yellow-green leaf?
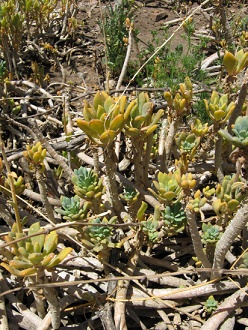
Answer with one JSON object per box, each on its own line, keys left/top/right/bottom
{"left": 43, "top": 231, "right": 58, "bottom": 255}
{"left": 100, "top": 130, "right": 116, "bottom": 145}
{"left": 46, "top": 247, "right": 73, "bottom": 268}
{"left": 109, "top": 114, "right": 124, "bottom": 131}
{"left": 223, "top": 51, "right": 238, "bottom": 76}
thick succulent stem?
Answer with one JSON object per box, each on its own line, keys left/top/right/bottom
{"left": 103, "top": 146, "right": 124, "bottom": 215}
{"left": 157, "top": 119, "right": 168, "bottom": 173}
{"left": 165, "top": 119, "right": 179, "bottom": 171}
{"left": 132, "top": 138, "right": 145, "bottom": 188}
{"left": 218, "top": 0, "right": 235, "bottom": 51}
{"left": 43, "top": 286, "right": 61, "bottom": 329}
{"left": 214, "top": 122, "right": 224, "bottom": 183}
{"left": 186, "top": 208, "right": 211, "bottom": 268}
{"left": 143, "top": 134, "right": 154, "bottom": 188}
{"left": 212, "top": 200, "right": 248, "bottom": 279}
{"left": 114, "top": 232, "right": 141, "bottom": 330}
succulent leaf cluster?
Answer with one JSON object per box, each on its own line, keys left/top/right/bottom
{"left": 82, "top": 216, "right": 117, "bottom": 253}
{"left": 141, "top": 217, "right": 159, "bottom": 243}
{"left": 223, "top": 49, "right": 248, "bottom": 76}
{"left": 164, "top": 77, "right": 192, "bottom": 119}
{"left": 201, "top": 223, "right": 222, "bottom": 245}
{"left": 219, "top": 116, "right": 248, "bottom": 148}
{"left": 55, "top": 195, "right": 90, "bottom": 221}
{"left": 124, "top": 92, "right": 164, "bottom": 138}
{"left": 1, "top": 222, "right": 72, "bottom": 277}
{"left": 120, "top": 187, "right": 139, "bottom": 204}
{"left": 161, "top": 202, "right": 187, "bottom": 236}
{"left": 4, "top": 172, "right": 25, "bottom": 195}
{"left": 175, "top": 132, "right": 200, "bottom": 158}
{"left": 180, "top": 172, "right": 197, "bottom": 190}
{"left": 23, "top": 142, "right": 46, "bottom": 172}
{"left": 212, "top": 175, "right": 246, "bottom": 215}
{"left": 149, "top": 170, "right": 182, "bottom": 203}
{"left": 204, "top": 91, "right": 235, "bottom": 123}
{"left": 72, "top": 166, "right": 104, "bottom": 200}
{"left": 77, "top": 91, "right": 131, "bottom": 146}
{"left": 190, "top": 118, "right": 208, "bottom": 136}
{"left": 187, "top": 190, "right": 207, "bottom": 213}
{"left": 204, "top": 296, "right": 218, "bottom": 313}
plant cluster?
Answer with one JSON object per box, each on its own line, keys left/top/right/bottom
{"left": 0, "top": 0, "right": 248, "bottom": 329}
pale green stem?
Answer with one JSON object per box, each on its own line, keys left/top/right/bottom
{"left": 186, "top": 208, "right": 211, "bottom": 268}
{"left": 165, "top": 119, "right": 179, "bottom": 171}
{"left": 157, "top": 119, "right": 168, "bottom": 173}
{"left": 43, "top": 286, "right": 61, "bottom": 329}
{"left": 143, "top": 134, "right": 154, "bottom": 188}
{"left": 114, "top": 232, "right": 141, "bottom": 329}
{"left": 212, "top": 200, "right": 248, "bottom": 279}
{"left": 214, "top": 122, "right": 224, "bottom": 183}
{"left": 103, "top": 146, "right": 124, "bottom": 215}
{"left": 132, "top": 138, "right": 145, "bottom": 188}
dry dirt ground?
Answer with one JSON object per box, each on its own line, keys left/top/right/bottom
{"left": 49, "top": 0, "right": 246, "bottom": 90}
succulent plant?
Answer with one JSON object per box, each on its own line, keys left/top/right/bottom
{"left": 190, "top": 118, "right": 208, "bottom": 136}
{"left": 175, "top": 132, "right": 200, "bottom": 158}
{"left": 161, "top": 202, "right": 187, "bottom": 236}
{"left": 204, "top": 296, "right": 218, "bottom": 313}
{"left": 201, "top": 223, "right": 222, "bottom": 245}
{"left": 180, "top": 172, "right": 197, "bottom": 190}
{"left": 164, "top": 77, "right": 192, "bottom": 119}
{"left": 149, "top": 170, "right": 182, "bottom": 203}
{"left": 1, "top": 222, "right": 72, "bottom": 277}
{"left": 141, "top": 217, "right": 159, "bottom": 243}
{"left": 223, "top": 49, "right": 248, "bottom": 76}
{"left": 77, "top": 91, "right": 132, "bottom": 146}
{"left": 124, "top": 92, "right": 164, "bottom": 138}
{"left": 4, "top": 172, "right": 25, "bottom": 195}
{"left": 219, "top": 116, "right": 248, "bottom": 148}
{"left": 120, "top": 187, "right": 139, "bottom": 204}
{"left": 212, "top": 174, "right": 246, "bottom": 215}
{"left": 204, "top": 91, "right": 235, "bottom": 123}
{"left": 82, "top": 216, "right": 117, "bottom": 254}
{"left": 23, "top": 141, "right": 46, "bottom": 172}
{"left": 55, "top": 195, "right": 90, "bottom": 221}
{"left": 187, "top": 190, "right": 207, "bottom": 213}
{"left": 203, "top": 186, "right": 216, "bottom": 198}
{"left": 72, "top": 166, "right": 104, "bottom": 200}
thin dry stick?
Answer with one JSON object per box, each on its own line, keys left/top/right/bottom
{"left": 36, "top": 170, "right": 56, "bottom": 223}
{"left": 98, "top": 0, "right": 110, "bottom": 92}
{"left": 0, "top": 276, "right": 43, "bottom": 328}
